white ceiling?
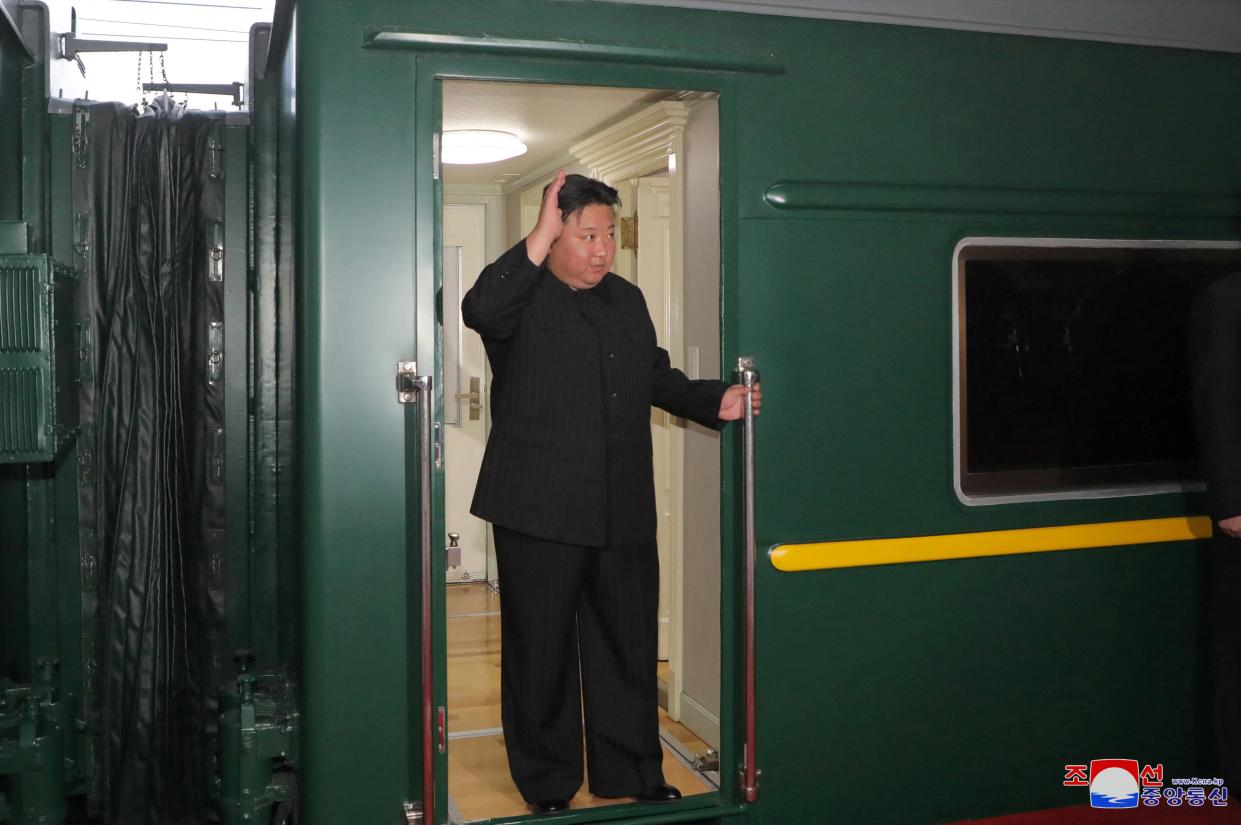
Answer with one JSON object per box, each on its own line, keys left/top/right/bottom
{"left": 597, "top": 0, "right": 1241, "bottom": 53}
{"left": 442, "top": 80, "right": 667, "bottom": 187}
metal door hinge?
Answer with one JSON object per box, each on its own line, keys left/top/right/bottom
{"left": 432, "top": 133, "right": 441, "bottom": 181}
{"left": 401, "top": 801, "right": 423, "bottom": 824}
{"left": 76, "top": 322, "right": 92, "bottom": 383}
{"left": 207, "top": 322, "right": 224, "bottom": 385}
{"left": 397, "top": 361, "right": 420, "bottom": 404}
{"left": 620, "top": 213, "right": 638, "bottom": 250}
{"left": 72, "top": 212, "right": 89, "bottom": 267}
{"left": 208, "top": 222, "right": 224, "bottom": 282}
{"left": 209, "top": 426, "right": 224, "bottom": 483}
{"left": 208, "top": 131, "right": 223, "bottom": 179}
{"left": 76, "top": 435, "right": 93, "bottom": 486}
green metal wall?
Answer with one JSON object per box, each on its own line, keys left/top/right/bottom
{"left": 292, "top": 2, "right": 414, "bottom": 820}
{"left": 289, "top": 2, "right": 1241, "bottom": 823}
{"left": 0, "top": 14, "right": 24, "bottom": 221}
{"left": 0, "top": 9, "right": 32, "bottom": 685}
{"left": 251, "top": 13, "right": 301, "bottom": 680}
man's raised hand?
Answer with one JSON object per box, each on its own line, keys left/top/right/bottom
{"left": 525, "top": 170, "right": 567, "bottom": 266}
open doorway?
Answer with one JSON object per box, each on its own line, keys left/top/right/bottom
{"left": 440, "top": 79, "right": 722, "bottom": 823}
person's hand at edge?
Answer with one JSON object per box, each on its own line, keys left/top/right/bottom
{"left": 719, "top": 382, "right": 762, "bottom": 421}
{"left": 1219, "top": 514, "right": 1241, "bottom": 538}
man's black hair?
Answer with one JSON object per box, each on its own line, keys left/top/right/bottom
{"left": 548, "top": 174, "right": 620, "bottom": 220}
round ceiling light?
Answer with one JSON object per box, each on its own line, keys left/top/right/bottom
{"left": 441, "top": 130, "right": 528, "bottom": 165}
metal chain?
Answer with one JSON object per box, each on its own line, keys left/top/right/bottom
{"left": 136, "top": 51, "right": 146, "bottom": 107}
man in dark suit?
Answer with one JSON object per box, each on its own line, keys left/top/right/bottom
{"left": 462, "top": 171, "right": 760, "bottom": 813}
{"left": 1189, "top": 271, "right": 1241, "bottom": 790}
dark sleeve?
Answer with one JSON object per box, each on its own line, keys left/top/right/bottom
{"left": 461, "top": 239, "right": 542, "bottom": 341}
{"left": 651, "top": 345, "right": 730, "bottom": 430}
{"left": 1189, "top": 279, "right": 1241, "bottom": 520}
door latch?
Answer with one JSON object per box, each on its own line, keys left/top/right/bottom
{"left": 455, "top": 375, "right": 482, "bottom": 421}
{"left": 401, "top": 801, "right": 423, "bottom": 824}
{"left": 693, "top": 748, "right": 721, "bottom": 773}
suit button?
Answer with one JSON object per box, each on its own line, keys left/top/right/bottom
{"left": 611, "top": 392, "right": 618, "bottom": 398}
{"left": 608, "top": 352, "right": 614, "bottom": 359}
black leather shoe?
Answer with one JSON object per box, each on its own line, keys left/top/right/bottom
{"left": 534, "top": 799, "right": 570, "bottom": 814}
{"left": 634, "top": 782, "right": 682, "bottom": 803}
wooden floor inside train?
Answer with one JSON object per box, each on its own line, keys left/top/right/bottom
{"left": 446, "top": 583, "right": 716, "bottom": 822}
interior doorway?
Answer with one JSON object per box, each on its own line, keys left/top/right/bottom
{"left": 439, "top": 78, "right": 722, "bottom": 823}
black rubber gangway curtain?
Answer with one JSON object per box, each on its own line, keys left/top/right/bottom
{"left": 76, "top": 97, "right": 226, "bottom": 825}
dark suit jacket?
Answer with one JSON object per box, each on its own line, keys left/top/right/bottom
{"left": 1189, "top": 270, "right": 1241, "bottom": 521}
{"left": 462, "top": 240, "right": 728, "bottom": 547}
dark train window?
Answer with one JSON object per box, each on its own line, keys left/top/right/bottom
{"left": 954, "top": 239, "right": 1241, "bottom": 502}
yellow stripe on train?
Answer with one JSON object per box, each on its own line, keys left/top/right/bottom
{"left": 768, "top": 516, "right": 1215, "bottom": 572}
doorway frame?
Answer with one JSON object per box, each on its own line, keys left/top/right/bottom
{"left": 410, "top": 50, "right": 746, "bottom": 825}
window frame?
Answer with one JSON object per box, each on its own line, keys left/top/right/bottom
{"left": 952, "top": 236, "right": 1241, "bottom": 506}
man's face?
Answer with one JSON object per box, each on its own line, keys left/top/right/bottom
{"left": 546, "top": 203, "right": 616, "bottom": 290}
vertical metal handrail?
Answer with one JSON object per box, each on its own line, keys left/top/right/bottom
{"left": 735, "top": 356, "right": 760, "bottom": 803}
{"left": 399, "top": 360, "right": 436, "bottom": 824}
{"left": 415, "top": 370, "right": 435, "bottom": 825}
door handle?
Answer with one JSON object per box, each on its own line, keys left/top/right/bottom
{"left": 454, "top": 375, "right": 481, "bottom": 421}
{"left": 735, "top": 355, "right": 761, "bottom": 804}
{"left": 397, "top": 360, "right": 438, "bottom": 824}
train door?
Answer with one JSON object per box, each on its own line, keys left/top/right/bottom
{"left": 405, "top": 55, "right": 748, "bottom": 823}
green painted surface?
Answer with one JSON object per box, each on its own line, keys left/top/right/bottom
{"left": 223, "top": 123, "right": 253, "bottom": 663}
{"left": 0, "top": 220, "right": 25, "bottom": 252}
{"left": 292, "top": 3, "right": 416, "bottom": 821}
{"left": 21, "top": 60, "right": 46, "bottom": 253}
{"left": 289, "top": 2, "right": 1241, "bottom": 823}
{"left": 251, "top": 28, "right": 284, "bottom": 676}
{"left": 47, "top": 114, "right": 70, "bottom": 265}
{"left": 275, "top": 6, "right": 299, "bottom": 683}
{"left": 0, "top": 466, "right": 31, "bottom": 682}
{"left": 0, "top": 16, "right": 25, "bottom": 221}
{"left": 247, "top": 3, "right": 300, "bottom": 691}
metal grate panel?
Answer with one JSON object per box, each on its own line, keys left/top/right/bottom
{"left": 0, "top": 262, "right": 44, "bottom": 353}
{"left": 0, "top": 367, "right": 43, "bottom": 455}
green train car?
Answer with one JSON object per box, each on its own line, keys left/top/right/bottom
{"left": 3, "top": 1, "right": 1241, "bottom": 823}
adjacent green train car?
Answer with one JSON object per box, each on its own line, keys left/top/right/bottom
{"left": 2, "top": 1, "right": 1241, "bottom": 823}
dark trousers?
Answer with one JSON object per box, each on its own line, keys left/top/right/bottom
{"left": 493, "top": 526, "right": 666, "bottom": 802}
{"left": 1205, "top": 535, "right": 1241, "bottom": 788}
